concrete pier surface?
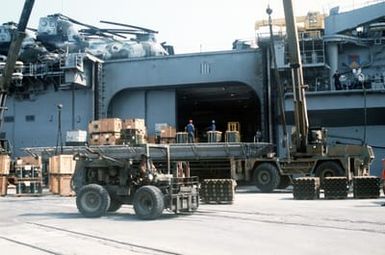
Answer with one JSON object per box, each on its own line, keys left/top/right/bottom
{"left": 1, "top": 186, "right": 384, "bottom": 255}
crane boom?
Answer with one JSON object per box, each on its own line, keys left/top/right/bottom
{"left": 282, "top": 0, "right": 309, "bottom": 153}
{"left": 0, "top": 0, "right": 35, "bottom": 151}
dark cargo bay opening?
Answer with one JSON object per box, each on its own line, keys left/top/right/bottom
{"left": 176, "top": 82, "right": 261, "bottom": 142}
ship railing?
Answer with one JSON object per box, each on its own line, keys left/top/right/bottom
{"left": 23, "top": 63, "right": 63, "bottom": 78}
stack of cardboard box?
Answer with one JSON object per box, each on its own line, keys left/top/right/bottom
{"left": 88, "top": 118, "right": 122, "bottom": 145}
{"left": 49, "top": 154, "right": 76, "bottom": 196}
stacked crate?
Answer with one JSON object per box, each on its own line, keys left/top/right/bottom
{"left": 14, "top": 156, "right": 43, "bottom": 195}
{"left": 200, "top": 179, "right": 236, "bottom": 204}
{"left": 49, "top": 155, "right": 77, "bottom": 196}
{"left": 120, "top": 118, "right": 147, "bottom": 145}
{"left": 293, "top": 177, "right": 320, "bottom": 200}
{"left": 88, "top": 118, "right": 122, "bottom": 145}
{"left": 323, "top": 177, "right": 349, "bottom": 199}
{"left": 353, "top": 176, "right": 381, "bottom": 199}
{"left": 0, "top": 155, "right": 10, "bottom": 196}
{"left": 207, "top": 131, "right": 222, "bottom": 143}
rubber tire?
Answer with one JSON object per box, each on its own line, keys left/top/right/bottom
{"left": 76, "top": 184, "right": 111, "bottom": 218}
{"left": 315, "top": 161, "right": 344, "bottom": 179}
{"left": 278, "top": 175, "right": 291, "bottom": 189}
{"left": 108, "top": 199, "right": 122, "bottom": 212}
{"left": 133, "top": 186, "right": 164, "bottom": 220}
{"left": 253, "top": 163, "right": 280, "bottom": 193}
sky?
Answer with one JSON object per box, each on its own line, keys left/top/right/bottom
{"left": 0, "top": 0, "right": 381, "bottom": 53}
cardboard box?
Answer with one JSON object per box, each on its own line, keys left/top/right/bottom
{"left": 0, "top": 155, "right": 10, "bottom": 175}
{"left": 49, "top": 155, "right": 76, "bottom": 174}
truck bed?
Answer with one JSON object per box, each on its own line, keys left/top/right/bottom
{"left": 23, "top": 142, "right": 273, "bottom": 161}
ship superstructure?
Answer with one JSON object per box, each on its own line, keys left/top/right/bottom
{"left": 256, "top": 0, "right": 385, "bottom": 175}
{"left": 0, "top": 1, "right": 385, "bottom": 176}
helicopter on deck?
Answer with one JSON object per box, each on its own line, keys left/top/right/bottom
{"left": 36, "top": 14, "right": 172, "bottom": 60}
{"left": 0, "top": 13, "right": 174, "bottom": 65}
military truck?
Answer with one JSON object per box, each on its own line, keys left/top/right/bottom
{"left": 71, "top": 144, "right": 199, "bottom": 220}
{"left": 250, "top": 0, "right": 374, "bottom": 192}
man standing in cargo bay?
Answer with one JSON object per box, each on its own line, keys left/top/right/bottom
{"left": 186, "top": 120, "right": 195, "bottom": 143}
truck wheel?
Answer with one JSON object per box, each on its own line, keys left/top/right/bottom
{"left": 315, "top": 161, "right": 344, "bottom": 180}
{"left": 278, "top": 175, "right": 291, "bottom": 189}
{"left": 133, "top": 186, "right": 164, "bottom": 220}
{"left": 253, "top": 163, "right": 280, "bottom": 193}
{"left": 76, "top": 184, "right": 111, "bottom": 218}
{"left": 108, "top": 199, "right": 122, "bottom": 212}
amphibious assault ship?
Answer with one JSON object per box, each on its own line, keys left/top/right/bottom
{"left": 0, "top": 1, "right": 384, "bottom": 175}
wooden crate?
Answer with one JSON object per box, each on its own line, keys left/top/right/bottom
{"left": 123, "top": 118, "right": 145, "bottom": 130}
{"left": 88, "top": 133, "right": 101, "bottom": 145}
{"left": 0, "top": 155, "right": 10, "bottom": 175}
{"left": 160, "top": 126, "right": 176, "bottom": 138}
{"left": 100, "top": 133, "right": 121, "bottom": 145}
{"left": 0, "top": 176, "right": 7, "bottom": 196}
{"left": 49, "top": 155, "right": 76, "bottom": 174}
{"left": 59, "top": 174, "right": 75, "bottom": 196}
{"left": 89, "top": 132, "right": 121, "bottom": 145}
{"left": 15, "top": 156, "right": 42, "bottom": 167}
{"left": 88, "top": 118, "right": 122, "bottom": 133}
{"left": 49, "top": 174, "right": 59, "bottom": 194}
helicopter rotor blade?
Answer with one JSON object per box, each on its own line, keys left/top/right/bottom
{"left": 55, "top": 14, "right": 126, "bottom": 39}
{"left": 100, "top": 20, "right": 158, "bottom": 34}
{"left": 80, "top": 30, "right": 127, "bottom": 39}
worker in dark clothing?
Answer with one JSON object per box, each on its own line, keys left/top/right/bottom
{"left": 185, "top": 120, "right": 195, "bottom": 143}
{"left": 209, "top": 120, "right": 216, "bottom": 131}
{"left": 333, "top": 70, "right": 342, "bottom": 90}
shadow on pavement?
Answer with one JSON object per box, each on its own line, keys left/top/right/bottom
{"left": 18, "top": 210, "right": 186, "bottom": 221}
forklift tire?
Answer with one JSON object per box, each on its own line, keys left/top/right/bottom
{"left": 133, "top": 186, "right": 164, "bottom": 220}
{"left": 76, "top": 184, "right": 111, "bottom": 218}
{"left": 108, "top": 199, "right": 122, "bottom": 212}
{"left": 315, "top": 161, "right": 344, "bottom": 180}
{"left": 253, "top": 163, "right": 280, "bottom": 193}
{"left": 278, "top": 175, "right": 291, "bottom": 189}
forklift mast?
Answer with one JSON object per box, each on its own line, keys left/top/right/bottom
{"left": 282, "top": 0, "right": 309, "bottom": 153}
